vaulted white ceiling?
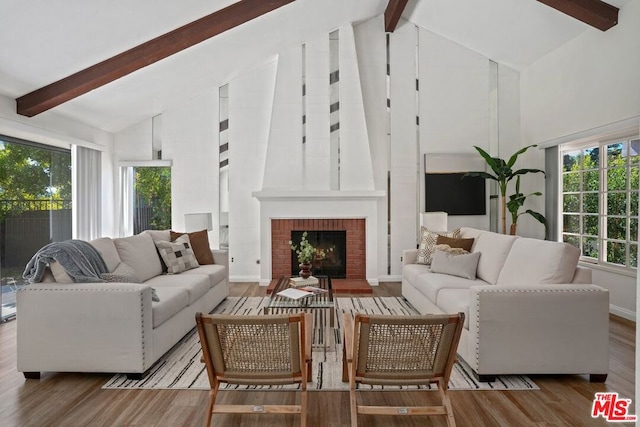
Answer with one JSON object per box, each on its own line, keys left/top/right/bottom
{"left": 0, "top": 0, "right": 628, "bottom": 133}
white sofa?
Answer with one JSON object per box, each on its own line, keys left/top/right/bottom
{"left": 402, "top": 227, "right": 610, "bottom": 382}
{"left": 16, "top": 230, "right": 229, "bottom": 379}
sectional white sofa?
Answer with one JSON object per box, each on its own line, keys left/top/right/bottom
{"left": 402, "top": 227, "right": 610, "bottom": 382}
{"left": 16, "top": 230, "right": 229, "bottom": 379}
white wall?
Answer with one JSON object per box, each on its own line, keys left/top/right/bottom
{"left": 228, "top": 61, "right": 277, "bottom": 281}
{"left": 521, "top": 0, "right": 640, "bottom": 320}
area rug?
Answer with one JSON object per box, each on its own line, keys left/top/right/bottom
{"left": 103, "top": 297, "right": 538, "bottom": 391}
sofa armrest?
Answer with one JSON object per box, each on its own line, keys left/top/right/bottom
{"left": 467, "top": 284, "right": 609, "bottom": 375}
{"left": 402, "top": 249, "right": 418, "bottom": 265}
{"left": 16, "top": 283, "right": 153, "bottom": 374}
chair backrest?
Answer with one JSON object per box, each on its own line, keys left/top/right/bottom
{"left": 196, "top": 313, "right": 306, "bottom": 385}
{"left": 352, "top": 313, "right": 464, "bottom": 387}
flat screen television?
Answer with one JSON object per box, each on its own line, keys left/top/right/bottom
{"left": 425, "top": 172, "right": 486, "bottom": 216}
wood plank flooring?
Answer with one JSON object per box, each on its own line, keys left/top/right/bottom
{"left": 0, "top": 282, "right": 635, "bottom": 426}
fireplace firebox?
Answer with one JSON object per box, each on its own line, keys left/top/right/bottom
{"left": 290, "top": 230, "right": 346, "bottom": 278}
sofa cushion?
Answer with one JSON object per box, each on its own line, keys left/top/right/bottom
{"left": 436, "top": 288, "right": 471, "bottom": 329}
{"left": 113, "top": 233, "right": 163, "bottom": 282}
{"left": 142, "top": 229, "right": 171, "bottom": 242}
{"left": 416, "top": 227, "right": 461, "bottom": 265}
{"left": 151, "top": 287, "right": 189, "bottom": 328}
{"left": 181, "top": 264, "right": 227, "bottom": 288}
{"left": 472, "top": 232, "right": 518, "bottom": 285}
{"left": 89, "top": 238, "right": 121, "bottom": 272}
{"left": 403, "top": 263, "right": 432, "bottom": 286}
{"left": 49, "top": 261, "right": 73, "bottom": 283}
{"left": 431, "top": 250, "right": 481, "bottom": 280}
{"left": 170, "top": 230, "right": 215, "bottom": 265}
{"left": 154, "top": 234, "right": 200, "bottom": 274}
{"left": 146, "top": 273, "right": 210, "bottom": 306}
{"left": 497, "top": 238, "right": 581, "bottom": 286}
{"left": 414, "top": 271, "right": 481, "bottom": 303}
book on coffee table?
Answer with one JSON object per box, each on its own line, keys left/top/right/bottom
{"left": 276, "top": 288, "right": 314, "bottom": 300}
{"left": 289, "top": 276, "right": 319, "bottom": 287}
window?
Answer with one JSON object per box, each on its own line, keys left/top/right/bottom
{"left": 561, "top": 134, "right": 639, "bottom": 269}
{"left": 120, "top": 162, "right": 171, "bottom": 236}
{"left": 0, "top": 136, "right": 72, "bottom": 320}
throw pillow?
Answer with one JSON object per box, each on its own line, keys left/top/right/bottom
{"left": 433, "top": 243, "right": 469, "bottom": 256}
{"left": 170, "top": 229, "right": 215, "bottom": 265}
{"left": 155, "top": 234, "right": 200, "bottom": 274}
{"left": 436, "top": 235, "right": 474, "bottom": 252}
{"left": 430, "top": 250, "right": 481, "bottom": 280}
{"left": 100, "top": 263, "right": 159, "bottom": 302}
{"left": 416, "top": 227, "right": 461, "bottom": 265}
{"left": 100, "top": 262, "right": 140, "bottom": 283}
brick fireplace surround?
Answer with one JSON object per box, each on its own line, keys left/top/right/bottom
{"left": 271, "top": 218, "right": 366, "bottom": 279}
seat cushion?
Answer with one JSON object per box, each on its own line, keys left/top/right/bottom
{"left": 89, "top": 238, "right": 121, "bottom": 272}
{"left": 436, "top": 288, "right": 471, "bottom": 329}
{"left": 472, "top": 232, "right": 518, "bottom": 285}
{"left": 403, "top": 263, "right": 432, "bottom": 286}
{"left": 415, "top": 271, "right": 481, "bottom": 303}
{"left": 113, "top": 233, "right": 163, "bottom": 282}
{"left": 497, "top": 238, "right": 581, "bottom": 286}
{"left": 181, "top": 264, "right": 227, "bottom": 288}
{"left": 145, "top": 273, "right": 211, "bottom": 306}
{"left": 151, "top": 287, "right": 189, "bottom": 328}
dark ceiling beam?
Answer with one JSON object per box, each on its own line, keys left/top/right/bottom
{"left": 16, "top": 0, "right": 295, "bottom": 117}
{"left": 538, "top": 0, "right": 618, "bottom": 31}
{"left": 384, "top": 0, "right": 409, "bottom": 32}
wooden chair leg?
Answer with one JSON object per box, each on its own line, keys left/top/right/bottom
{"left": 204, "top": 383, "right": 219, "bottom": 427}
{"left": 300, "top": 388, "right": 308, "bottom": 427}
{"left": 439, "top": 379, "right": 456, "bottom": 427}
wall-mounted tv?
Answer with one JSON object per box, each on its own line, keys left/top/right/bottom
{"left": 425, "top": 172, "right": 486, "bottom": 216}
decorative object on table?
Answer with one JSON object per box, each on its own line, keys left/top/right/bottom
{"left": 465, "top": 145, "right": 545, "bottom": 234}
{"left": 276, "top": 287, "right": 314, "bottom": 300}
{"left": 289, "top": 276, "right": 320, "bottom": 287}
{"left": 506, "top": 175, "right": 547, "bottom": 236}
{"left": 289, "top": 231, "right": 334, "bottom": 278}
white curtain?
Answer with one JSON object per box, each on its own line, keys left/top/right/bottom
{"left": 72, "top": 145, "right": 102, "bottom": 241}
{"left": 119, "top": 166, "right": 134, "bottom": 237}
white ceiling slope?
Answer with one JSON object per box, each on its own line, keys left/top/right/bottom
{"left": 0, "top": 0, "right": 626, "bottom": 133}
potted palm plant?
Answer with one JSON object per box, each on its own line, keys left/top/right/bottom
{"left": 465, "top": 145, "right": 545, "bottom": 234}
{"left": 506, "top": 175, "right": 547, "bottom": 235}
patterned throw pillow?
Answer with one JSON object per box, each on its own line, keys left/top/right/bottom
{"left": 416, "top": 227, "right": 461, "bottom": 265}
{"left": 154, "top": 234, "right": 200, "bottom": 274}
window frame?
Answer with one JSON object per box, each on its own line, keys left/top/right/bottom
{"left": 560, "top": 132, "right": 639, "bottom": 271}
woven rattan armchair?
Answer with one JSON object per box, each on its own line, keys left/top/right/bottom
{"left": 195, "top": 312, "right": 312, "bottom": 427}
{"left": 342, "top": 312, "right": 465, "bottom": 427}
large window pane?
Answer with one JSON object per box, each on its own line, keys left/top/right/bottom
{"left": 630, "top": 243, "right": 638, "bottom": 268}
{"left": 563, "top": 214, "right": 580, "bottom": 234}
{"left": 583, "top": 215, "right": 599, "bottom": 236}
{"left": 607, "top": 167, "right": 627, "bottom": 191}
{"left": 563, "top": 194, "right": 579, "bottom": 212}
{"left": 607, "top": 217, "right": 626, "bottom": 240}
{"left": 583, "top": 237, "right": 598, "bottom": 259}
{"left": 583, "top": 193, "right": 599, "bottom": 214}
{"left": 563, "top": 150, "right": 581, "bottom": 172}
{"left": 605, "top": 240, "right": 625, "bottom": 266}
{"left": 583, "top": 170, "right": 599, "bottom": 191}
{"left": 0, "top": 138, "right": 71, "bottom": 320}
{"left": 563, "top": 172, "right": 580, "bottom": 192}
{"left": 563, "top": 234, "right": 580, "bottom": 248}
{"left": 133, "top": 167, "right": 172, "bottom": 234}
{"left": 607, "top": 193, "right": 626, "bottom": 215}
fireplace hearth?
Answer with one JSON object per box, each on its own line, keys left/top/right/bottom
{"left": 291, "top": 230, "right": 346, "bottom": 278}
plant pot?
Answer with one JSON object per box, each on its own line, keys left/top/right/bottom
{"left": 509, "top": 224, "right": 517, "bottom": 235}
{"left": 299, "top": 262, "right": 312, "bottom": 279}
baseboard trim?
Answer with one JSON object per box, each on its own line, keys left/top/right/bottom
{"left": 377, "top": 275, "right": 401, "bottom": 282}
{"left": 609, "top": 304, "right": 636, "bottom": 322}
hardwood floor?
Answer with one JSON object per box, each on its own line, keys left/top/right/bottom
{"left": 0, "top": 282, "right": 635, "bottom": 426}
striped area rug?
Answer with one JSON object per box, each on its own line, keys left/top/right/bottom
{"left": 103, "top": 296, "right": 538, "bottom": 391}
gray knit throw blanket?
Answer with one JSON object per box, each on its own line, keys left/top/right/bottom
{"left": 23, "top": 240, "right": 108, "bottom": 283}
